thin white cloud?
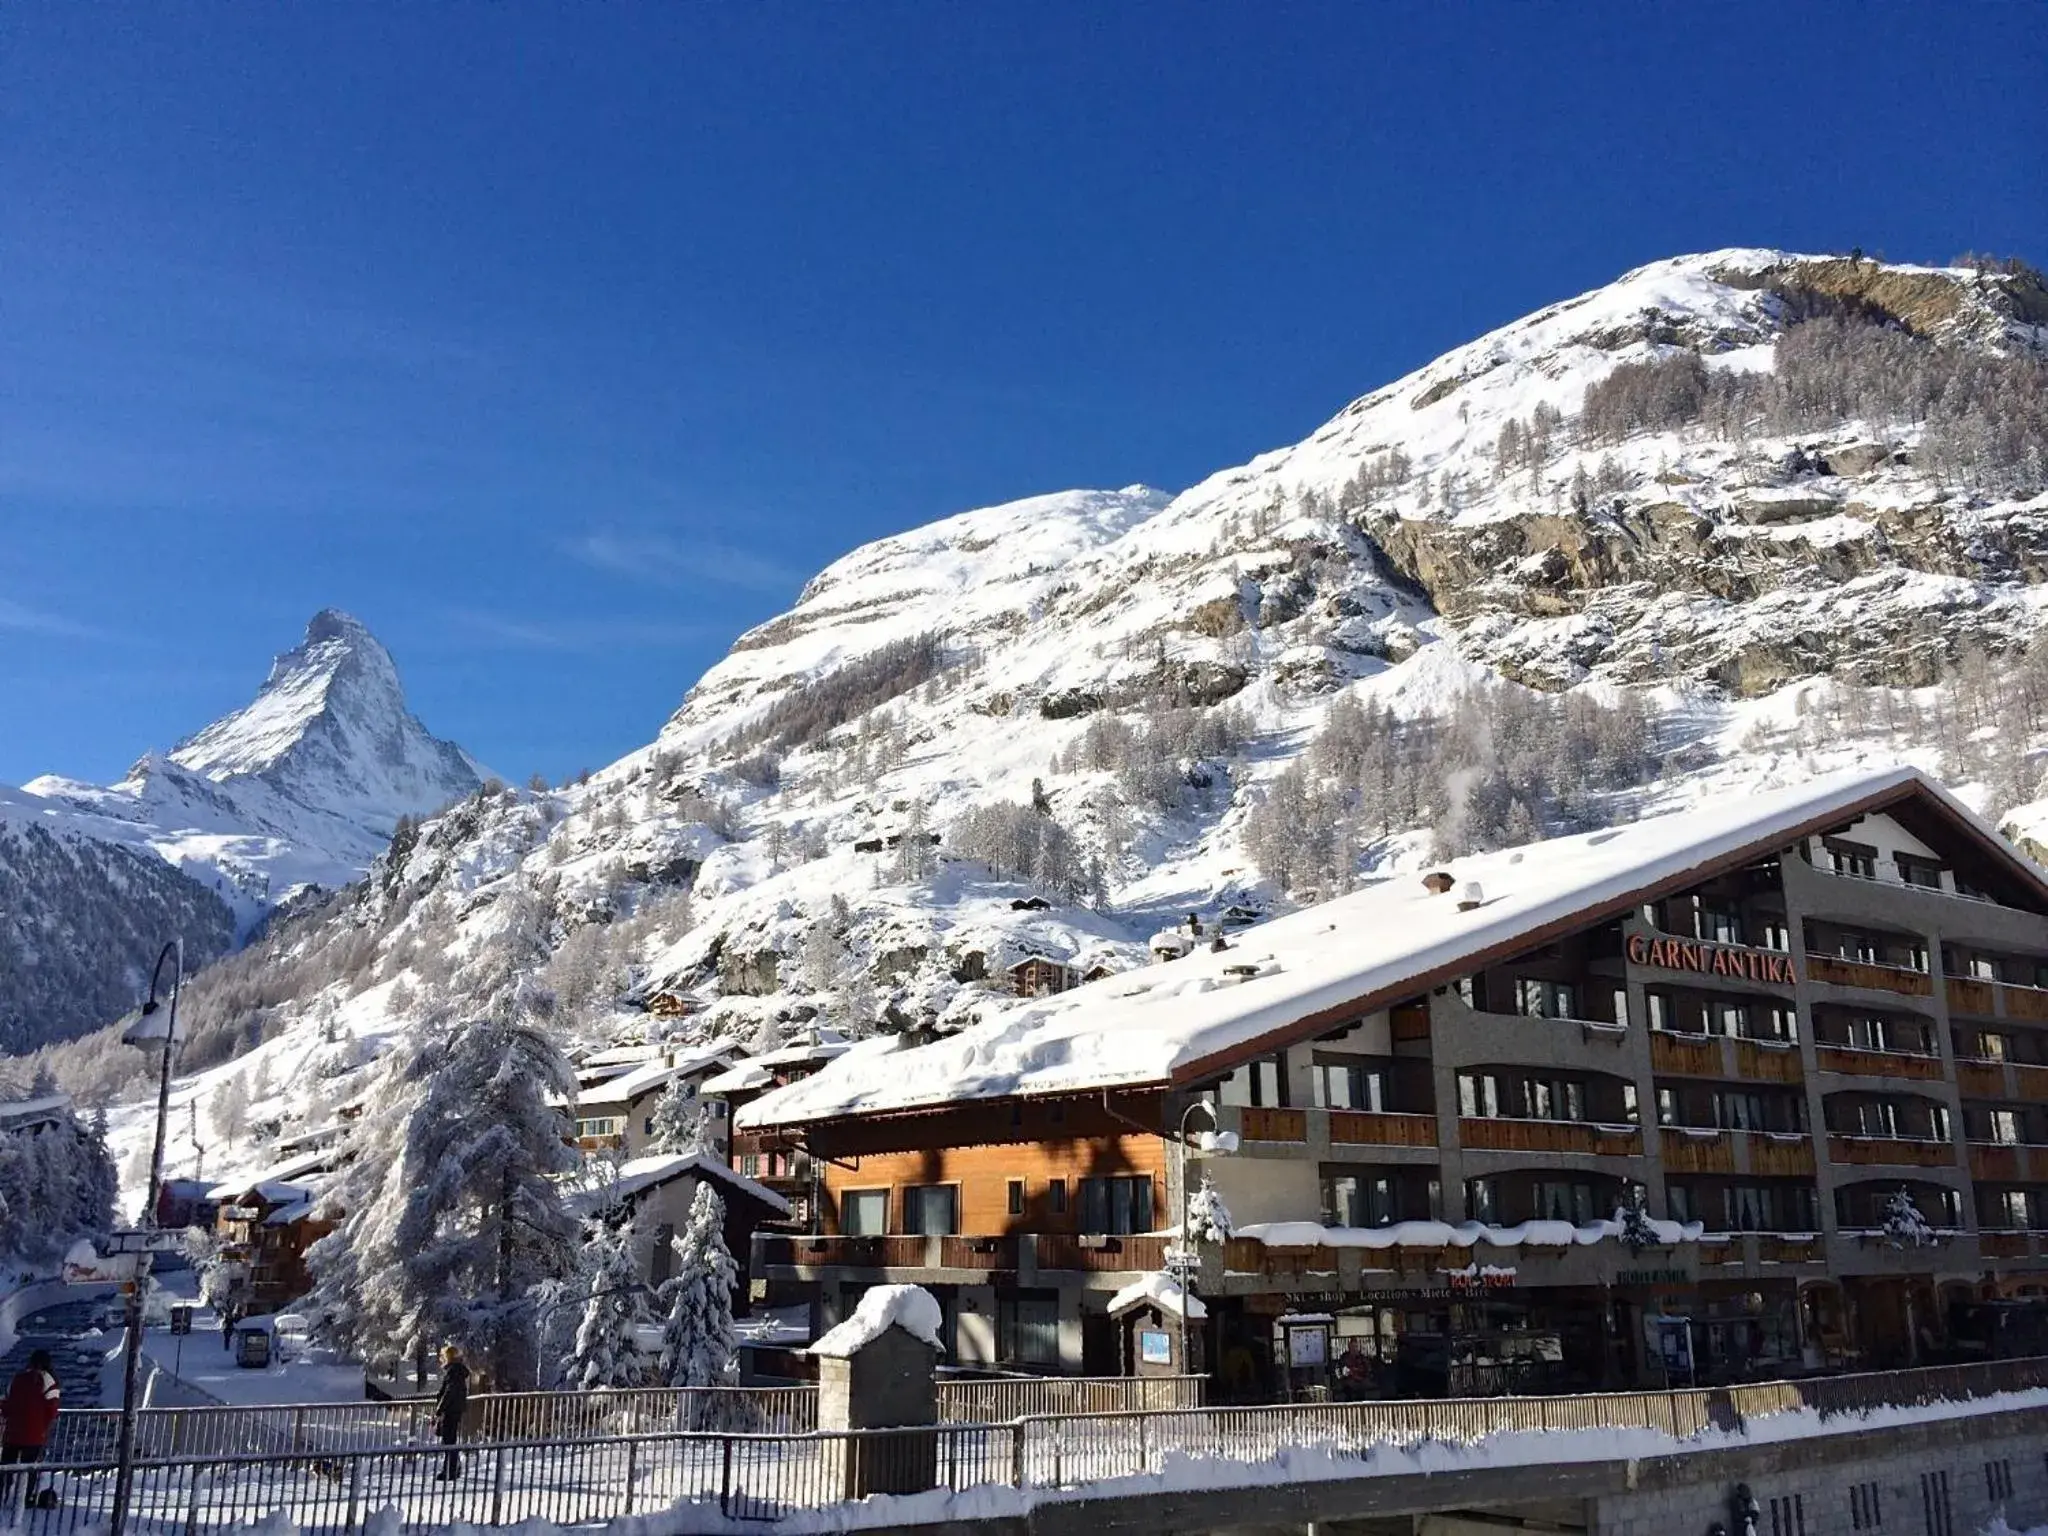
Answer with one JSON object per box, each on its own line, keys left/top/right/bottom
{"left": 447, "top": 609, "right": 707, "bottom": 653}
{"left": 569, "top": 532, "right": 803, "bottom": 594}
{"left": 0, "top": 599, "right": 108, "bottom": 640}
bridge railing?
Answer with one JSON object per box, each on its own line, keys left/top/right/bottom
{"left": 10, "top": 1356, "right": 2044, "bottom": 1532}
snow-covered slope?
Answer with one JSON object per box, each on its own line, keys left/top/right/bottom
{"left": 57, "top": 249, "right": 2048, "bottom": 1196}
{"left": 1, "top": 611, "right": 484, "bottom": 1048}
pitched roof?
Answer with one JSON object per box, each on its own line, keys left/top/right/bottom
{"left": 566, "top": 1151, "right": 791, "bottom": 1218}
{"left": 736, "top": 767, "right": 2043, "bottom": 1130}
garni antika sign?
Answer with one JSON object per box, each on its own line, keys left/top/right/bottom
{"left": 1627, "top": 933, "right": 1795, "bottom": 985}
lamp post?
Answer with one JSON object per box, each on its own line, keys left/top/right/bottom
{"left": 110, "top": 940, "right": 183, "bottom": 1536}
{"left": 1174, "top": 1099, "right": 1231, "bottom": 1376}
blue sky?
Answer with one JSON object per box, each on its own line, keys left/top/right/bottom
{"left": 4, "top": 4, "right": 2044, "bottom": 785}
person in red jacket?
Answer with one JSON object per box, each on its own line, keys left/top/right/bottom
{"left": 1, "top": 1350, "right": 60, "bottom": 1508}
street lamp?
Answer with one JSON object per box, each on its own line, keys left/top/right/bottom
{"left": 1173, "top": 1099, "right": 1236, "bottom": 1376}
{"left": 110, "top": 940, "right": 183, "bottom": 1536}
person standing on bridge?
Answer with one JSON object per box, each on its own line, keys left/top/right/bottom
{"left": 1, "top": 1349, "right": 61, "bottom": 1509}
{"left": 432, "top": 1344, "right": 470, "bottom": 1480}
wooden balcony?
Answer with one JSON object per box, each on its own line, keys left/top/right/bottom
{"left": 1659, "top": 1127, "right": 1736, "bottom": 1174}
{"left": 1734, "top": 1039, "right": 1805, "bottom": 1083}
{"left": 1980, "top": 1231, "right": 2035, "bottom": 1259}
{"left": 1968, "top": 1144, "right": 2028, "bottom": 1181}
{"left": 1804, "top": 955, "right": 1933, "bottom": 996}
{"left": 2017, "top": 1066, "right": 2048, "bottom": 1102}
{"left": 1746, "top": 1133, "right": 1818, "bottom": 1177}
{"left": 1697, "top": 1238, "right": 1739, "bottom": 1267}
{"left": 2005, "top": 985, "right": 2048, "bottom": 1024}
{"left": 1035, "top": 1233, "right": 1171, "bottom": 1273}
{"left": 1238, "top": 1106, "right": 1307, "bottom": 1143}
{"left": 1956, "top": 1061, "right": 2010, "bottom": 1099}
{"left": 1458, "top": 1118, "right": 1641, "bottom": 1156}
{"left": 937, "top": 1235, "right": 1021, "bottom": 1271}
{"left": 756, "top": 1234, "right": 938, "bottom": 1270}
{"left": 1816, "top": 1045, "right": 1944, "bottom": 1081}
{"left": 1826, "top": 1135, "right": 1957, "bottom": 1168}
{"left": 1759, "top": 1235, "right": 1824, "bottom": 1265}
{"left": 1651, "top": 1032, "right": 1721, "bottom": 1076}
{"left": 1947, "top": 977, "right": 1998, "bottom": 1017}
{"left": 1327, "top": 1109, "right": 1439, "bottom": 1148}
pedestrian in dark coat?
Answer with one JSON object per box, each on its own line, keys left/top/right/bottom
{"left": 433, "top": 1345, "right": 470, "bottom": 1480}
{"left": 1, "top": 1349, "right": 60, "bottom": 1507}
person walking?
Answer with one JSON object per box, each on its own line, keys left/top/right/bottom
{"left": 1, "top": 1349, "right": 61, "bottom": 1509}
{"left": 432, "top": 1344, "right": 470, "bottom": 1480}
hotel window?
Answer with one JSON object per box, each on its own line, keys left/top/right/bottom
{"left": 1988, "top": 1109, "right": 2022, "bottom": 1145}
{"left": 1314, "top": 1062, "right": 1387, "bottom": 1112}
{"left": 1666, "top": 1184, "right": 1693, "bottom": 1222}
{"left": 1457, "top": 1073, "right": 1502, "bottom": 1119}
{"left": 1219, "top": 1056, "right": 1287, "bottom": 1108}
{"left": 1759, "top": 921, "right": 1791, "bottom": 952}
{"left": 1714, "top": 1090, "right": 1767, "bottom": 1131}
{"left": 1968, "top": 954, "right": 1999, "bottom": 981}
{"left": 1655, "top": 1087, "right": 1679, "bottom": 1127}
{"left": 902, "top": 1184, "right": 959, "bottom": 1236}
{"left": 1845, "top": 1014, "right": 1897, "bottom": 1052}
{"left": 1325, "top": 1173, "right": 1396, "bottom": 1228}
{"left": 1531, "top": 1180, "right": 1596, "bottom": 1224}
{"left": 1990, "top": 1190, "right": 2033, "bottom": 1229}
{"left": 1525, "top": 1078, "right": 1581, "bottom": 1122}
{"left": 1047, "top": 1178, "right": 1067, "bottom": 1213}
{"left": 1853, "top": 1101, "right": 1901, "bottom": 1138}
{"left": 1756, "top": 1004, "right": 1799, "bottom": 1042}
{"left": 841, "top": 1189, "right": 889, "bottom": 1236}
{"left": 1466, "top": 1177, "right": 1497, "bottom": 1223}
{"left": 1696, "top": 901, "right": 1742, "bottom": 944}
{"left": 1515, "top": 978, "right": 1577, "bottom": 1020}
{"left": 1007, "top": 1179, "right": 1025, "bottom": 1217}
{"left": 1645, "top": 991, "right": 1675, "bottom": 1032}
{"left": 1078, "top": 1175, "right": 1153, "bottom": 1235}
{"left": 1610, "top": 987, "right": 1630, "bottom": 1028}
{"left": 1825, "top": 839, "right": 1879, "bottom": 879}
{"left": 1452, "top": 975, "right": 1477, "bottom": 1007}
{"left": 1705, "top": 999, "right": 1748, "bottom": 1037}
{"left": 1979, "top": 1032, "right": 2011, "bottom": 1062}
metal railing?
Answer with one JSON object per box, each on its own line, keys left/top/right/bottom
{"left": 935, "top": 1374, "right": 1205, "bottom": 1421}
{"left": 6, "top": 1355, "right": 2047, "bottom": 1532}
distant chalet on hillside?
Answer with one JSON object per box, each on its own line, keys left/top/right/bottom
{"left": 736, "top": 766, "right": 2048, "bottom": 1393}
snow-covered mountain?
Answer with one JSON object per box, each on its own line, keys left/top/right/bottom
{"left": 50, "top": 249, "right": 2048, "bottom": 1191}
{"left": 1, "top": 611, "right": 485, "bottom": 1048}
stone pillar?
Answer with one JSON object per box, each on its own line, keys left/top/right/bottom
{"left": 814, "top": 1307, "right": 941, "bottom": 1498}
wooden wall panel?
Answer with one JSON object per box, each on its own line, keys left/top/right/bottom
{"left": 819, "top": 1134, "right": 1167, "bottom": 1237}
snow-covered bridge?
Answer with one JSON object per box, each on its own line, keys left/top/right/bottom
{"left": 3, "top": 1357, "right": 2046, "bottom": 1534}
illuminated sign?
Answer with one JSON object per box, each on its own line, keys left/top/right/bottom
{"left": 1626, "top": 933, "right": 1795, "bottom": 985}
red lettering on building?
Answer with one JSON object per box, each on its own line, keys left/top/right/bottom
{"left": 1627, "top": 931, "right": 1791, "bottom": 985}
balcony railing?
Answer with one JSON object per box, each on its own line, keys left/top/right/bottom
{"left": 1650, "top": 1031, "right": 1721, "bottom": 1076}
{"left": 756, "top": 1232, "right": 1172, "bottom": 1275}
{"left": 1659, "top": 1127, "right": 1736, "bottom": 1175}
{"left": 1327, "top": 1109, "right": 1439, "bottom": 1148}
{"left": 2003, "top": 985, "right": 2048, "bottom": 1024}
{"left": 1458, "top": 1117, "right": 1641, "bottom": 1156}
{"left": 1238, "top": 1106, "right": 1307, "bottom": 1143}
{"left": 1955, "top": 1060, "right": 2011, "bottom": 1098}
{"left": 2019, "top": 1065, "right": 2048, "bottom": 1102}
{"left": 1734, "top": 1038, "right": 1805, "bottom": 1083}
{"left": 1804, "top": 954, "right": 1934, "bottom": 996}
{"left": 1825, "top": 1134, "right": 1957, "bottom": 1168}
{"left": 1814, "top": 1044, "right": 1945, "bottom": 1081}
{"left": 1967, "top": 1142, "right": 2048, "bottom": 1182}
{"left": 1947, "top": 977, "right": 1999, "bottom": 1017}
{"left": 1747, "top": 1132, "right": 1819, "bottom": 1178}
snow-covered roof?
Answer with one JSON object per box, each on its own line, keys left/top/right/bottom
{"left": 214, "top": 1178, "right": 316, "bottom": 1208}
{"left": 739, "top": 767, "right": 2032, "bottom": 1129}
{"left": 701, "top": 1032, "right": 853, "bottom": 1096}
{"left": 809, "top": 1284, "right": 944, "bottom": 1358}
{"left": 700, "top": 1061, "right": 774, "bottom": 1096}
{"left": 566, "top": 1151, "right": 791, "bottom": 1218}
{"left": 1107, "top": 1271, "right": 1206, "bottom": 1321}
{"left": 0, "top": 1094, "right": 71, "bottom": 1128}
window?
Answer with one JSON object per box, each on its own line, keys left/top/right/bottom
{"left": 1850, "top": 1478, "right": 1882, "bottom": 1530}
{"left": 1007, "top": 1179, "right": 1025, "bottom": 1217}
{"left": 1314, "top": 1062, "right": 1387, "bottom": 1111}
{"left": 1452, "top": 975, "right": 1477, "bottom": 1007}
{"left": 1666, "top": 1183, "right": 1693, "bottom": 1222}
{"left": 1986, "top": 1459, "right": 2013, "bottom": 1502}
{"left": 1855, "top": 1101, "right": 1901, "bottom": 1138}
{"left": 575, "top": 1116, "right": 624, "bottom": 1139}
{"left": 1920, "top": 1469, "right": 1952, "bottom": 1536}
{"left": 1990, "top": 1190, "right": 2032, "bottom": 1229}
{"left": 1980, "top": 1032, "right": 2011, "bottom": 1062}
{"left": 841, "top": 1189, "right": 888, "bottom": 1236}
{"left": 1826, "top": 838, "right": 1879, "bottom": 879}
{"left": 999, "top": 1292, "right": 1059, "bottom": 1367}
{"left": 1514, "top": 978, "right": 1576, "bottom": 1019}
{"left": 1897, "top": 853, "right": 1943, "bottom": 889}
{"left": 1325, "top": 1173, "right": 1396, "bottom": 1228}
{"left": 1466, "top": 1177, "right": 1497, "bottom": 1223}
{"left": 1705, "top": 998, "right": 1748, "bottom": 1037}
{"left": 1655, "top": 1088, "right": 1679, "bottom": 1127}
{"left": 1989, "top": 1108, "right": 2022, "bottom": 1145}
{"left": 1531, "top": 1180, "right": 1596, "bottom": 1223}
{"left": 1611, "top": 987, "right": 1630, "bottom": 1028}
{"left": 1047, "top": 1178, "right": 1066, "bottom": 1214}
{"left": 1970, "top": 955, "right": 1999, "bottom": 981}
{"left": 902, "top": 1184, "right": 959, "bottom": 1235}
{"left": 1219, "top": 1056, "right": 1287, "bottom": 1108}
{"left": 1768, "top": 1492, "right": 1805, "bottom": 1536}
{"left": 1757, "top": 1004, "right": 1800, "bottom": 1042}
{"left": 1715, "top": 1090, "right": 1767, "bottom": 1131}
{"left": 650, "top": 1223, "right": 676, "bottom": 1285}
{"left": 741, "top": 1153, "right": 762, "bottom": 1177}
{"left": 1760, "top": 921, "right": 1791, "bottom": 952}
{"left": 1458, "top": 1074, "right": 1502, "bottom": 1119}
{"left": 1646, "top": 991, "right": 1673, "bottom": 1031}
{"left": 1696, "top": 900, "right": 1742, "bottom": 944}
{"left": 1078, "top": 1175, "right": 1153, "bottom": 1234}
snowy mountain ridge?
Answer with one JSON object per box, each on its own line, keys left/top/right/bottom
{"left": 43, "top": 247, "right": 2048, "bottom": 1202}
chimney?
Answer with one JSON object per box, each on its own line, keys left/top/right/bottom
{"left": 1457, "top": 882, "right": 1485, "bottom": 912}
{"left": 1422, "top": 872, "right": 1456, "bottom": 895}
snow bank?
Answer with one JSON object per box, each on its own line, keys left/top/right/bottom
{"left": 808, "top": 1285, "right": 944, "bottom": 1357}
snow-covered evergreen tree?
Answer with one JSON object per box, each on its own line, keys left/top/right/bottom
{"left": 658, "top": 1183, "right": 738, "bottom": 1396}
{"left": 567, "top": 1221, "right": 657, "bottom": 1389}
{"left": 306, "top": 1012, "right": 580, "bottom": 1388}
{"left": 1616, "top": 1188, "right": 1661, "bottom": 1252}
{"left": 1881, "top": 1187, "right": 1937, "bottom": 1248}
{"left": 1183, "top": 1169, "right": 1234, "bottom": 1245}
{"left": 646, "top": 1078, "right": 709, "bottom": 1156}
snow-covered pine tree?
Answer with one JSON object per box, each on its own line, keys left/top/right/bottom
{"left": 567, "top": 1221, "right": 657, "bottom": 1390}
{"left": 646, "top": 1077, "right": 709, "bottom": 1156}
{"left": 1616, "top": 1187, "right": 1661, "bottom": 1252}
{"left": 305, "top": 1012, "right": 580, "bottom": 1388}
{"left": 1881, "top": 1187, "right": 1936, "bottom": 1249}
{"left": 1183, "top": 1170, "right": 1234, "bottom": 1245}
{"left": 658, "top": 1183, "right": 739, "bottom": 1400}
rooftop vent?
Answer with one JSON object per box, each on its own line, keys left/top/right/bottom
{"left": 1423, "top": 872, "right": 1456, "bottom": 895}
{"left": 1457, "top": 881, "right": 1485, "bottom": 912}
